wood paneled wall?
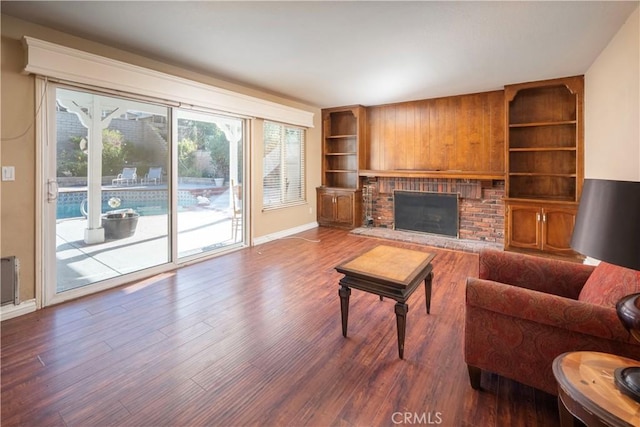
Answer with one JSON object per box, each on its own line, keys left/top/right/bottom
{"left": 366, "top": 90, "right": 505, "bottom": 175}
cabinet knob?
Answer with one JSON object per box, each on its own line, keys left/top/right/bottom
{"left": 537, "top": 213, "right": 541, "bottom": 222}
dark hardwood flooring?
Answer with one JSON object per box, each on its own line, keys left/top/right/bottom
{"left": 1, "top": 227, "right": 560, "bottom": 426}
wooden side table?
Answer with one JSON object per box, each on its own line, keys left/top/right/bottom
{"left": 335, "top": 245, "right": 435, "bottom": 359}
{"left": 553, "top": 351, "right": 640, "bottom": 427}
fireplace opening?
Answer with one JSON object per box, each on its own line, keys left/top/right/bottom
{"left": 393, "top": 190, "right": 459, "bottom": 237}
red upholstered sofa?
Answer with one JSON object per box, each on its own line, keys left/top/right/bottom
{"left": 465, "top": 249, "right": 640, "bottom": 395}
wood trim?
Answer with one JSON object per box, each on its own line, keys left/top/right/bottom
{"left": 504, "top": 75, "right": 584, "bottom": 102}
{"left": 22, "top": 36, "right": 315, "bottom": 128}
{"left": 0, "top": 299, "right": 37, "bottom": 321}
{"left": 359, "top": 170, "right": 504, "bottom": 180}
{"left": 503, "top": 198, "right": 579, "bottom": 207}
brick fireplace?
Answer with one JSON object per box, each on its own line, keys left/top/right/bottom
{"left": 362, "top": 177, "right": 505, "bottom": 245}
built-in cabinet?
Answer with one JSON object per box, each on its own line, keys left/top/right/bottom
{"left": 317, "top": 188, "right": 362, "bottom": 228}
{"left": 317, "top": 105, "right": 366, "bottom": 228}
{"left": 504, "top": 76, "right": 584, "bottom": 255}
{"left": 506, "top": 203, "right": 577, "bottom": 254}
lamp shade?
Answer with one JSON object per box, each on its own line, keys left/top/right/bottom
{"left": 570, "top": 179, "right": 640, "bottom": 271}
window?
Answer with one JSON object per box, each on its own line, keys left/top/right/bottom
{"left": 263, "top": 121, "right": 306, "bottom": 209}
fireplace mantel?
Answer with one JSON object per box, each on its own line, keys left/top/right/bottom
{"left": 359, "top": 170, "right": 504, "bottom": 180}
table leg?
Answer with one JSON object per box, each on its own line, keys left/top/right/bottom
{"left": 339, "top": 286, "right": 351, "bottom": 337}
{"left": 395, "top": 302, "right": 408, "bottom": 359}
{"left": 557, "top": 394, "right": 580, "bottom": 427}
{"left": 424, "top": 271, "right": 433, "bottom": 314}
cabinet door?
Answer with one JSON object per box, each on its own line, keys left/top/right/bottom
{"left": 542, "top": 208, "right": 576, "bottom": 254}
{"left": 508, "top": 205, "right": 541, "bottom": 250}
{"left": 334, "top": 192, "right": 354, "bottom": 225}
{"left": 318, "top": 191, "right": 336, "bottom": 224}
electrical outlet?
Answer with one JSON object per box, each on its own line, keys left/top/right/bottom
{"left": 2, "top": 166, "right": 15, "bottom": 181}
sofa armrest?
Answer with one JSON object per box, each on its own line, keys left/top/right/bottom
{"left": 466, "top": 277, "right": 633, "bottom": 343}
{"left": 478, "top": 249, "right": 595, "bottom": 299}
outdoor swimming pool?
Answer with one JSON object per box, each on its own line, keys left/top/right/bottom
{"left": 57, "top": 185, "right": 226, "bottom": 219}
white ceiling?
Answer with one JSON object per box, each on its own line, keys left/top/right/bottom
{"left": 2, "top": 1, "right": 638, "bottom": 108}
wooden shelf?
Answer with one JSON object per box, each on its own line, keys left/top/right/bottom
{"left": 509, "top": 120, "right": 576, "bottom": 128}
{"left": 320, "top": 106, "right": 366, "bottom": 225}
{"left": 509, "top": 147, "right": 576, "bottom": 152}
{"left": 506, "top": 196, "right": 577, "bottom": 203}
{"left": 359, "top": 170, "right": 505, "bottom": 180}
{"left": 509, "top": 173, "right": 576, "bottom": 177}
{"left": 504, "top": 197, "right": 579, "bottom": 205}
{"left": 326, "top": 134, "right": 356, "bottom": 139}
{"left": 506, "top": 77, "right": 583, "bottom": 202}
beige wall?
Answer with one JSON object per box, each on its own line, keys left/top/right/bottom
{"left": 1, "top": 36, "right": 36, "bottom": 302}
{"left": 0, "top": 15, "right": 321, "bottom": 303}
{"left": 585, "top": 5, "right": 640, "bottom": 181}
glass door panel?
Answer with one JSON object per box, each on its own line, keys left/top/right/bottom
{"left": 54, "top": 88, "right": 170, "bottom": 292}
{"left": 175, "top": 110, "right": 244, "bottom": 259}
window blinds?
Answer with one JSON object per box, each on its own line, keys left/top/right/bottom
{"left": 263, "top": 121, "right": 306, "bottom": 209}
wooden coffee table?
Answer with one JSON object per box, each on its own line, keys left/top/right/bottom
{"left": 335, "top": 245, "right": 435, "bottom": 359}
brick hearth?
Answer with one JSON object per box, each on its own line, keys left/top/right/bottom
{"left": 361, "top": 177, "right": 505, "bottom": 245}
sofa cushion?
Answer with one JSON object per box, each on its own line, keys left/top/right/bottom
{"left": 578, "top": 262, "right": 640, "bottom": 307}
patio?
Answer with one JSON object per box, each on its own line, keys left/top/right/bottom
{"left": 56, "top": 187, "right": 241, "bottom": 292}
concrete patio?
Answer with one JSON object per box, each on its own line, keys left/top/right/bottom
{"left": 56, "top": 199, "right": 241, "bottom": 292}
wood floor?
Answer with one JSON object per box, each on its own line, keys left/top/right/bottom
{"left": 1, "top": 227, "right": 560, "bottom": 427}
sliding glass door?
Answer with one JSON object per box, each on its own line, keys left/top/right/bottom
{"left": 51, "top": 87, "right": 171, "bottom": 295}
{"left": 44, "top": 84, "right": 246, "bottom": 304}
{"left": 175, "top": 110, "right": 244, "bottom": 259}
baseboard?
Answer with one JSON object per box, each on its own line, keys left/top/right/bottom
{"left": 253, "top": 222, "right": 318, "bottom": 246}
{"left": 1, "top": 299, "right": 37, "bottom": 321}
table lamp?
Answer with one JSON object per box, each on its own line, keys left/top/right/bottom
{"left": 570, "top": 178, "right": 640, "bottom": 402}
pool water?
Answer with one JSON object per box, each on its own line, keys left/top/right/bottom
{"left": 57, "top": 188, "right": 198, "bottom": 219}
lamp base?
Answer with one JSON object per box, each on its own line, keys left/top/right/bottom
{"left": 614, "top": 367, "right": 640, "bottom": 403}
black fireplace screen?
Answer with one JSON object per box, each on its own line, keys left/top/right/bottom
{"left": 393, "top": 191, "right": 459, "bottom": 237}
